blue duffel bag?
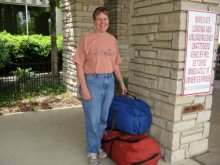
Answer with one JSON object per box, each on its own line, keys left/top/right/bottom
{"left": 107, "top": 93, "right": 152, "bottom": 135}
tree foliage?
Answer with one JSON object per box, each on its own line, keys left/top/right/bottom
{"left": 20, "top": 18, "right": 36, "bottom": 35}
{"left": 45, "top": 0, "right": 62, "bottom": 12}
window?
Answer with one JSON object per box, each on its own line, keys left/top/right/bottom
{"left": 0, "top": 4, "right": 50, "bottom": 35}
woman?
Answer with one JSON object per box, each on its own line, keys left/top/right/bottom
{"left": 72, "top": 7, "right": 127, "bottom": 165}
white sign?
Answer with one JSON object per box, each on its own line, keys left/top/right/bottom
{"left": 183, "top": 10, "right": 218, "bottom": 96}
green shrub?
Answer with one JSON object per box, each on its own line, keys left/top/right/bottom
{"left": 0, "top": 39, "right": 10, "bottom": 69}
{"left": 11, "top": 67, "right": 37, "bottom": 80}
{"left": 115, "top": 76, "right": 129, "bottom": 92}
{"left": 123, "top": 76, "right": 129, "bottom": 88}
{"left": 0, "top": 31, "right": 63, "bottom": 62}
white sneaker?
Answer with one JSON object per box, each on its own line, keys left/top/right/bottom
{"left": 87, "top": 153, "right": 99, "bottom": 165}
{"left": 97, "top": 148, "right": 108, "bottom": 159}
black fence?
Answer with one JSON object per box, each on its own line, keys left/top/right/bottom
{"left": 0, "top": 60, "right": 63, "bottom": 102}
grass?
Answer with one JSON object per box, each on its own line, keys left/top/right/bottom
{"left": 0, "top": 80, "right": 67, "bottom": 107}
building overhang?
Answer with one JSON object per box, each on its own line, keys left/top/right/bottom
{"left": 0, "top": 0, "right": 48, "bottom": 7}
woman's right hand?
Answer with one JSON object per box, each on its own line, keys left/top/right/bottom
{"left": 75, "top": 64, "right": 91, "bottom": 102}
{"left": 81, "top": 87, "right": 91, "bottom": 102}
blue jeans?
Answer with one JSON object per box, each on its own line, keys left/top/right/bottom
{"left": 79, "top": 73, "right": 114, "bottom": 153}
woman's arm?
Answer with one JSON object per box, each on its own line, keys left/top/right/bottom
{"left": 114, "top": 64, "right": 127, "bottom": 94}
{"left": 76, "top": 64, "right": 91, "bottom": 102}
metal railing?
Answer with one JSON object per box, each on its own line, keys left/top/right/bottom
{"left": 0, "top": 60, "right": 63, "bottom": 101}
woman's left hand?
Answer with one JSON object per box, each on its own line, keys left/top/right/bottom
{"left": 113, "top": 64, "right": 128, "bottom": 95}
{"left": 120, "top": 82, "right": 127, "bottom": 95}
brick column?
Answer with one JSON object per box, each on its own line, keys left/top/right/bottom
{"left": 62, "top": 0, "right": 131, "bottom": 94}
{"left": 129, "top": 0, "right": 220, "bottom": 163}
{"left": 61, "top": 0, "right": 105, "bottom": 95}
{"left": 105, "top": 0, "right": 131, "bottom": 76}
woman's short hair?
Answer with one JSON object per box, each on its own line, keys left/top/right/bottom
{"left": 93, "top": 7, "right": 109, "bottom": 20}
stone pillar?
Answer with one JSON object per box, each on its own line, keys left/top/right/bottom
{"left": 62, "top": 0, "right": 130, "bottom": 94}
{"left": 104, "top": 0, "right": 131, "bottom": 76}
{"left": 61, "top": 0, "right": 105, "bottom": 94}
{"left": 129, "top": 0, "right": 220, "bottom": 163}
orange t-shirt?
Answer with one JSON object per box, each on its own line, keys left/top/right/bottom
{"left": 72, "top": 31, "right": 122, "bottom": 74}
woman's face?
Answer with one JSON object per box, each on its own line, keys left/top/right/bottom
{"left": 95, "top": 12, "right": 109, "bottom": 34}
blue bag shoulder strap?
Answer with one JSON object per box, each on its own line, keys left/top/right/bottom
{"left": 110, "top": 109, "right": 118, "bottom": 132}
{"left": 110, "top": 109, "right": 133, "bottom": 135}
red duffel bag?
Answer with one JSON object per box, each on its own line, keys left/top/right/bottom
{"left": 102, "top": 130, "right": 161, "bottom": 165}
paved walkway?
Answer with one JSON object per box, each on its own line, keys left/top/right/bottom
{"left": 0, "top": 80, "right": 220, "bottom": 165}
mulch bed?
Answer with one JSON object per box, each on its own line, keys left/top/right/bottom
{"left": 0, "top": 89, "right": 122, "bottom": 115}
{"left": 0, "top": 93, "right": 82, "bottom": 115}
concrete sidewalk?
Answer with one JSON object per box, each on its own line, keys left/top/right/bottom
{"left": 0, "top": 81, "right": 219, "bottom": 165}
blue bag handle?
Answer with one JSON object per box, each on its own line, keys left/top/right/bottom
{"left": 119, "top": 92, "right": 137, "bottom": 99}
